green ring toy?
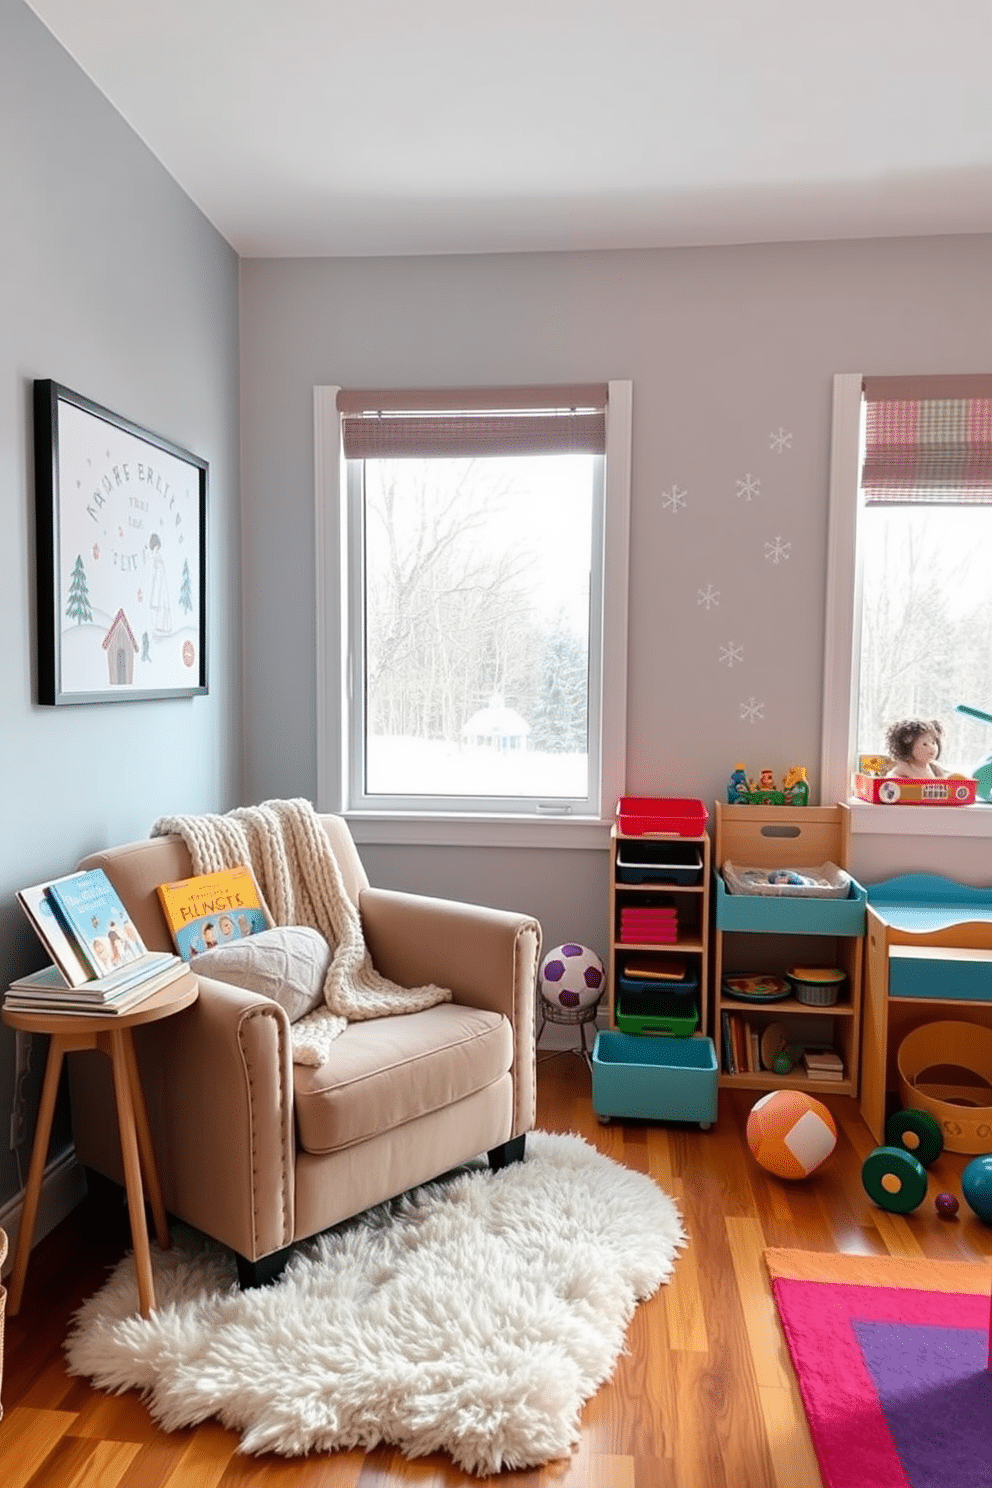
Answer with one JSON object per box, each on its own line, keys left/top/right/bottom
{"left": 862, "top": 1146, "right": 929, "bottom": 1214}
{"left": 885, "top": 1108, "right": 944, "bottom": 1168}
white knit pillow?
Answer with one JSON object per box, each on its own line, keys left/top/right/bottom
{"left": 193, "top": 926, "right": 331, "bottom": 1023}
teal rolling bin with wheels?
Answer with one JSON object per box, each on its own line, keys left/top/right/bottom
{"left": 592, "top": 1029, "right": 718, "bottom": 1129}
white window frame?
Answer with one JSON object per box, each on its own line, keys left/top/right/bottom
{"left": 820, "top": 372, "right": 992, "bottom": 838}
{"left": 314, "top": 381, "right": 632, "bottom": 848}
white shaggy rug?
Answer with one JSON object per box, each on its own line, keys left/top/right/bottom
{"left": 65, "top": 1130, "right": 686, "bottom": 1475}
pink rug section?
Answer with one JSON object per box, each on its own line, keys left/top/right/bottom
{"left": 771, "top": 1277, "right": 989, "bottom": 1488}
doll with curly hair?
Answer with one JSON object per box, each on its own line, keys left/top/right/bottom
{"left": 885, "top": 718, "right": 949, "bottom": 780}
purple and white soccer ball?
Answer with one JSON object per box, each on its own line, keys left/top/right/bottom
{"left": 540, "top": 943, "right": 606, "bottom": 1011}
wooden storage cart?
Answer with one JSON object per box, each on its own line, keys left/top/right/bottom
{"left": 712, "top": 802, "right": 865, "bottom": 1095}
{"left": 607, "top": 812, "right": 711, "bottom": 1039}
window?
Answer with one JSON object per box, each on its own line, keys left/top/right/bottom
{"left": 822, "top": 373, "right": 992, "bottom": 809}
{"left": 314, "top": 382, "right": 631, "bottom": 840}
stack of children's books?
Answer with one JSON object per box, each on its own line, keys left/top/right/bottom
{"left": 7, "top": 868, "right": 185, "bottom": 1016}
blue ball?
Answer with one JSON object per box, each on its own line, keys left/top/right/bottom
{"left": 961, "top": 1155, "right": 992, "bottom": 1222}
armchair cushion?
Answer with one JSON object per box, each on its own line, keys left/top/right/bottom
{"left": 192, "top": 926, "right": 330, "bottom": 1023}
{"left": 293, "top": 1003, "right": 512, "bottom": 1154}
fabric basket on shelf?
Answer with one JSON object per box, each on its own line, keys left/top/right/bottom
{"left": 722, "top": 860, "right": 851, "bottom": 899}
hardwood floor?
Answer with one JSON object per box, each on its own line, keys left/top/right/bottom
{"left": 2, "top": 1050, "right": 990, "bottom": 1487}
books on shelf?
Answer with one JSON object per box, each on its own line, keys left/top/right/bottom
{"left": 721, "top": 1011, "right": 755, "bottom": 1073}
{"left": 156, "top": 865, "right": 268, "bottom": 961}
{"left": 45, "top": 869, "right": 149, "bottom": 980}
{"left": 719, "top": 1012, "right": 846, "bottom": 1083}
{"left": 802, "top": 1047, "right": 845, "bottom": 1081}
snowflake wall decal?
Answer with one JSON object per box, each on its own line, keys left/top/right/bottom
{"left": 740, "top": 696, "right": 765, "bottom": 723}
{"left": 720, "top": 641, "right": 744, "bottom": 668}
{"left": 769, "top": 427, "right": 793, "bottom": 454}
{"left": 764, "top": 535, "right": 791, "bottom": 564}
{"left": 697, "top": 584, "right": 720, "bottom": 610}
{"left": 736, "top": 473, "right": 761, "bottom": 502}
{"left": 661, "top": 484, "right": 687, "bottom": 513}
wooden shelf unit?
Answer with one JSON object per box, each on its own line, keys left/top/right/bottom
{"left": 607, "top": 823, "right": 711, "bottom": 1038}
{"left": 712, "top": 801, "right": 864, "bottom": 1096}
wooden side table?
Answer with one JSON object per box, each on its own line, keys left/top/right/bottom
{"left": 2, "top": 972, "right": 198, "bottom": 1318}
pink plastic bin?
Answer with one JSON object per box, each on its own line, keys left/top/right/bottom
{"left": 616, "top": 797, "right": 709, "bottom": 837}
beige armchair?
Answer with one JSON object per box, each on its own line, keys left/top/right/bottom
{"left": 67, "top": 815, "right": 540, "bottom": 1285}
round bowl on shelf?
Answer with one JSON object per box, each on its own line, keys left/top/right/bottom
{"left": 786, "top": 965, "right": 846, "bottom": 1007}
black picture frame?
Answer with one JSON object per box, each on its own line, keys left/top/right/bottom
{"left": 34, "top": 380, "right": 208, "bottom": 705}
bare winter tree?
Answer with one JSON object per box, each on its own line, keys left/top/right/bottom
{"left": 858, "top": 509, "right": 992, "bottom": 771}
{"left": 363, "top": 458, "right": 588, "bottom": 749}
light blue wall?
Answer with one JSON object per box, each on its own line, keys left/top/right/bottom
{"left": 0, "top": 0, "right": 242, "bottom": 1209}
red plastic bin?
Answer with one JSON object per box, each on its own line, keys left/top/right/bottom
{"left": 616, "top": 796, "right": 709, "bottom": 837}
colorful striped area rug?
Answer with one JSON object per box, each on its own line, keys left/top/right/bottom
{"left": 765, "top": 1249, "right": 992, "bottom": 1488}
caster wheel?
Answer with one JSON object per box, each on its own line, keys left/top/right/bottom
{"left": 699, "top": 1121, "right": 712, "bottom": 1131}
{"left": 597, "top": 1114, "right": 611, "bottom": 1125}
{"left": 862, "top": 1146, "right": 928, "bottom": 1213}
{"left": 885, "top": 1108, "right": 943, "bottom": 1168}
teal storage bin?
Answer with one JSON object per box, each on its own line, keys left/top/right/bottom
{"left": 592, "top": 1030, "right": 718, "bottom": 1128}
{"left": 714, "top": 871, "right": 867, "bottom": 936}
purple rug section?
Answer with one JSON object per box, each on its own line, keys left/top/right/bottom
{"left": 852, "top": 1320, "right": 992, "bottom": 1488}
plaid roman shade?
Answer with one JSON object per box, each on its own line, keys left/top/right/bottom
{"left": 862, "top": 374, "right": 992, "bottom": 504}
{"left": 337, "top": 384, "right": 608, "bottom": 460}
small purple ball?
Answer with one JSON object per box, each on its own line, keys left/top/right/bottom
{"left": 935, "top": 1192, "right": 960, "bottom": 1219}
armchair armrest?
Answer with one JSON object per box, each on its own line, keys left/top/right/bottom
{"left": 359, "top": 887, "right": 541, "bottom": 1137}
{"left": 71, "top": 974, "right": 296, "bottom": 1261}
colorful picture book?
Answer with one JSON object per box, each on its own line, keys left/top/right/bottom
{"left": 156, "top": 865, "right": 269, "bottom": 960}
{"left": 12, "top": 867, "right": 186, "bottom": 1015}
{"left": 45, "top": 869, "right": 148, "bottom": 980}
{"left": 16, "top": 872, "right": 93, "bottom": 986}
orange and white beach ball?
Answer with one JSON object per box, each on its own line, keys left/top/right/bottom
{"left": 746, "top": 1089, "right": 837, "bottom": 1180}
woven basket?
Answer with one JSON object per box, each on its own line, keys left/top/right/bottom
{"left": 722, "top": 859, "right": 851, "bottom": 899}
{"left": 0, "top": 1225, "right": 6, "bottom": 1422}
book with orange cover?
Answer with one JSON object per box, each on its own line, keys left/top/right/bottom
{"left": 156, "top": 865, "right": 270, "bottom": 961}
{"left": 621, "top": 956, "right": 688, "bottom": 982}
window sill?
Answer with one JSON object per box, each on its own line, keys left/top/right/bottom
{"left": 344, "top": 812, "right": 613, "bottom": 851}
{"left": 845, "top": 800, "right": 992, "bottom": 838}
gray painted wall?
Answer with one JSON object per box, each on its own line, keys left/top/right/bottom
{"left": 0, "top": 0, "right": 241, "bottom": 1210}
{"left": 239, "top": 237, "right": 992, "bottom": 949}
{"left": 4, "top": 0, "right": 992, "bottom": 1228}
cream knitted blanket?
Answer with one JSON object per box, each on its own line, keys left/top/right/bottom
{"left": 151, "top": 799, "right": 451, "bottom": 1066}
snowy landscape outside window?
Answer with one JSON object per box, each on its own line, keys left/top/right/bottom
{"left": 823, "top": 373, "right": 992, "bottom": 801}
{"left": 322, "top": 383, "right": 630, "bottom": 822}
{"left": 856, "top": 377, "right": 992, "bottom": 780}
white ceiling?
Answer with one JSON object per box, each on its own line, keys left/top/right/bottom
{"left": 24, "top": 0, "right": 992, "bottom": 259}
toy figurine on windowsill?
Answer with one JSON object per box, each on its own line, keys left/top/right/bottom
{"left": 884, "top": 718, "right": 950, "bottom": 780}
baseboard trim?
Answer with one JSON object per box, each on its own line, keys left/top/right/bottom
{"left": 0, "top": 1147, "right": 87, "bottom": 1278}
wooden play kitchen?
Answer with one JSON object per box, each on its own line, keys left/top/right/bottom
{"left": 860, "top": 874, "right": 992, "bottom": 1148}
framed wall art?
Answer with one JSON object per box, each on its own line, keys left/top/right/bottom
{"left": 34, "top": 380, "right": 208, "bottom": 705}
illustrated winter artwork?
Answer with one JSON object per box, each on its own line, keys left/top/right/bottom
{"left": 35, "top": 382, "right": 207, "bottom": 704}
